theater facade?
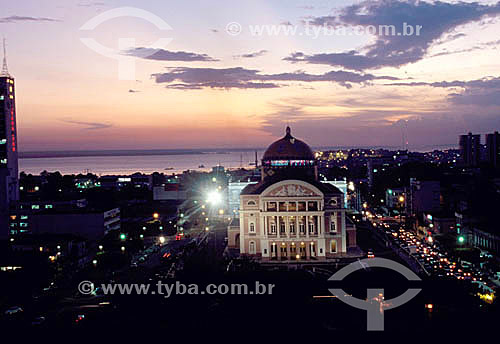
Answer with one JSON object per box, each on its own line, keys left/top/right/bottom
{"left": 227, "top": 126, "right": 356, "bottom": 261}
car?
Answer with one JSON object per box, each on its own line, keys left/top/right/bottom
{"left": 4, "top": 306, "right": 23, "bottom": 315}
{"left": 367, "top": 250, "right": 375, "bottom": 258}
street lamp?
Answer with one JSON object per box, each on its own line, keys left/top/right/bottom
{"left": 120, "top": 233, "right": 127, "bottom": 241}
{"left": 458, "top": 236, "right": 465, "bottom": 244}
{"left": 153, "top": 212, "right": 159, "bottom": 220}
{"left": 159, "top": 236, "right": 166, "bottom": 244}
{"left": 398, "top": 196, "right": 405, "bottom": 225}
{"left": 206, "top": 190, "right": 222, "bottom": 205}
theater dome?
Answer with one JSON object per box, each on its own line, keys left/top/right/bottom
{"left": 262, "top": 126, "right": 314, "bottom": 161}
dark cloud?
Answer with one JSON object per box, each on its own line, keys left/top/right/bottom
{"left": 388, "top": 76, "right": 500, "bottom": 107}
{"left": 0, "top": 15, "right": 61, "bottom": 23}
{"left": 152, "top": 66, "right": 399, "bottom": 90}
{"left": 210, "top": 29, "right": 219, "bottom": 33}
{"left": 234, "top": 50, "right": 268, "bottom": 59}
{"left": 259, "top": 98, "right": 500, "bottom": 149}
{"left": 284, "top": 0, "right": 500, "bottom": 70}
{"left": 125, "top": 48, "right": 219, "bottom": 62}
{"left": 128, "top": 89, "right": 140, "bottom": 93}
{"left": 431, "top": 39, "right": 500, "bottom": 57}
{"left": 62, "top": 120, "right": 112, "bottom": 130}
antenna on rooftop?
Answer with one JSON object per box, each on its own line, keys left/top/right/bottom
{"left": 1, "top": 38, "right": 10, "bottom": 77}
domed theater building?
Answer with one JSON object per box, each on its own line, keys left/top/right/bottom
{"left": 227, "top": 127, "right": 356, "bottom": 261}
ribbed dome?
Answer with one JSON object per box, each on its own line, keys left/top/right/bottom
{"left": 262, "top": 126, "right": 314, "bottom": 160}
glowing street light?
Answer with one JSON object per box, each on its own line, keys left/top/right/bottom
{"left": 348, "top": 181, "right": 355, "bottom": 191}
{"left": 120, "top": 233, "right": 127, "bottom": 241}
{"left": 153, "top": 212, "right": 159, "bottom": 220}
{"left": 206, "top": 190, "right": 222, "bottom": 205}
{"left": 159, "top": 236, "right": 166, "bottom": 244}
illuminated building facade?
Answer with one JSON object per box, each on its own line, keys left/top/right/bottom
{"left": 0, "top": 47, "right": 19, "bottom": 239}
{"left": 227, "top": 127, "right": 356, "bottom": 261}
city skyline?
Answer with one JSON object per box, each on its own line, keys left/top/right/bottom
{"left": 1, "top": 0, "right": 500, "bottom": 151}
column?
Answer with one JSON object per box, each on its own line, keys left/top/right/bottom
{"left": 341, "top": 210, "right": 346, "bottom": 252}
{"left": 306, "top": 215, "right": 310, "bottom": 238}
{"left": 265, "top": 216, "right": 268, "bottom": 237}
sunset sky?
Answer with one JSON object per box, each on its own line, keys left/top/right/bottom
{"left": 2, "top": 0, "right": 500, "bottom": 151}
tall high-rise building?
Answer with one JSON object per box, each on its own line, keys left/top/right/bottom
{"left": 0, "top": 40, "right": 19, "bottom": 240}
{"left": 486, "top": 131, "right": 500, "bottom": 169}
{"left": 459, "top": 132, "right": 481, "bottom": 167}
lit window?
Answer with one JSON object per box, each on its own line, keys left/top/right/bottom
{"left": 330, "top": 240, "right": 337, "bottom": 253}
{"left": 0, "top": 95, "right": 4, "bottom": 100}
{"left": 32, "top": 205, "right": 40, "bottom": 210}
{"left": 45, "top": 204, "right": 53, "bottom": 209}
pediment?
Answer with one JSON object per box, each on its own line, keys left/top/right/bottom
{"left": 265, "top": 183, "right": 319, "bottom": 197}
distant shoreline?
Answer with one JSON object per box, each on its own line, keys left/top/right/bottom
{"left": 19, "top": 144, "right": 458, "bottom": 159}
{"left": 19, "top": 148, "right": 264, "bottom": 159}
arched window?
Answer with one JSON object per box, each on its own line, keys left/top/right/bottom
{"left": 330, "top": 216, "right": 337, "bottom": 233}
{"left": 249, "top": 241, "right": 256, "bottom": 254}
{"left": 330, "top": 240, "right": 337, "bottom": 253}
{"left": 247, "top": 200, "right": 256, "bottom": 206}
{"left": 329, "top": 198, "right": 338, "bottom": 207}
{"left": 249, "top": 222, "right": 255, "bottom": 233}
